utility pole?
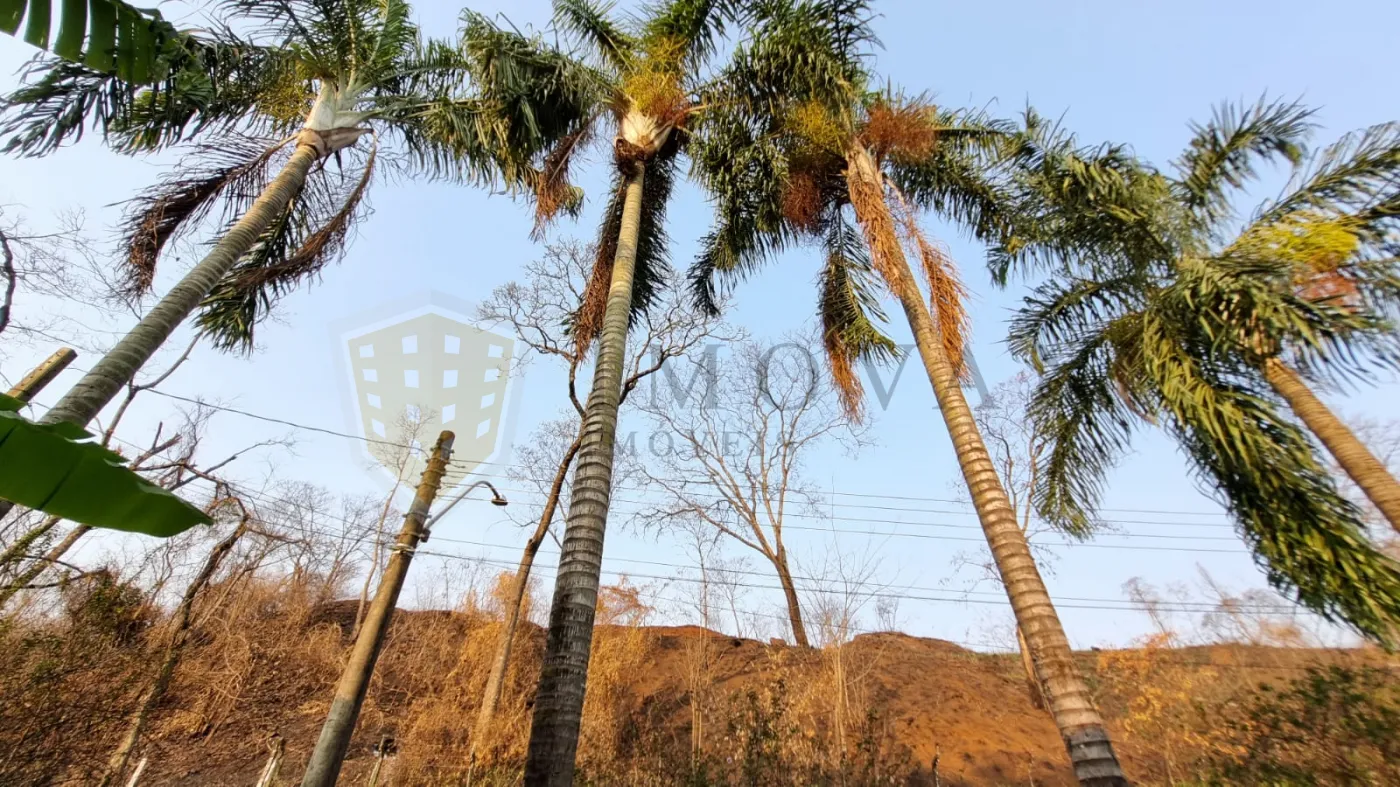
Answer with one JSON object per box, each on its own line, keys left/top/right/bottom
{"left": 5, "top": 347, "right": 77, "bottom": 403}
{"left": 300, "top": 431, "right": 455, "bottom": 787}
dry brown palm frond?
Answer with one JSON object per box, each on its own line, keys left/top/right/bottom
{"left": 823, "top": 329, "right": 864, "bottom": 421}
{"left": 531, "top": 125, "right": 593, "bottom": 238}
{"left": 844, "top": 148, "right": 907, "bottom": 292}
{"left": 120, "top": 139, "right": 286, "bottom": 298}
{"left": 232, "top": 148, "right": 377, "bottom": 294}
{"left": 782, "top": 169, "right": 826, "bottom": 235}
{"left": 860, "top": 98, "right": 938, "bottom": 164}
{"left": 889, "top": 183, "right": 970, "bottom": 379}
{"left": 574, "top": 242, "right": 615, "bottom": 356}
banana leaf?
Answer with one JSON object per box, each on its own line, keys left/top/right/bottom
{"left": 0, "top": 0, "right": 182, "bottom": 83}
{"left": 0, "top": 393, "right": 210, "bottom": 536}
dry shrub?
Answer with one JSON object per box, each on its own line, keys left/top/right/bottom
{"left": 0, "top": 574, "right": 152, "bottom": 785}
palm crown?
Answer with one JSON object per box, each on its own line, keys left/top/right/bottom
{"left": 1000, "top": 99, "right": 1400, "bottom": 642}
{"left": 686, "top": 0, "right": 1024, "bottom": 417}
{"left": 2, "top": 0, "right": 513, "bottom": 350}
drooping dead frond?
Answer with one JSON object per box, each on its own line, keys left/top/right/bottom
{"left": 531, "top": 124, "right": 593, "bottom": 238}
{"left": 844, "top": 146, "right": 907, "bottom": 291}
{"left": 119, "top": 137, "right": 285, "bottom": 297}
{"left": 195, "top": 147, "right": 377, "bottom": 352}
{"left": 819, "top": 219, "right": 897, "bottom": 420}
{"left": 574, "top": 241, "right": 614, "bottom": 356}
{"left": 781, "top": 168, "right": 825, "bottom": 235}
{"left": 889, "top": 182, "right": 970, "bottom": 378}
{"left": 860, "top": 97, "right": 938, "bottom": 164}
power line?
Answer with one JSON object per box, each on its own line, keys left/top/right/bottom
{"left": 208, "top": 480, "right": 1294, "bottom": 613}
{"left": 55, "top": 380, "right": 1250, "bottom": 528}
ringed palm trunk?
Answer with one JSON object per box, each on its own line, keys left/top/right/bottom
{"left": 846, "top": 158, "right": 1129, "bottom": 786}
{"left": 40, "top": 136, "right": 324, "bottom": 428}
{"left": 1263, "top": 357, "right": 1400, "bottom": 533}
{"left": 523, "top": 164, "right": 646, "bottom": 787}
{"left": 471, "top": 434, "right": 581, "bottom": 771}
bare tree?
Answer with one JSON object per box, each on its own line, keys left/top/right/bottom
{"left": 0, "top": 207, "right": 131, "bottom": 365}
{"left": 640, "top": 339, "right": 866, "bottom": 648}
{"left": 468, "top": 241, "right": 722, "bottom": 761}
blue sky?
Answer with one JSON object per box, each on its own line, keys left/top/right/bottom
{"left": 2, "top": 0, "right": 1398, "bottom": 650}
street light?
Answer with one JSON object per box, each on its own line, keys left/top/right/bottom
{"left": 422, "top": 479, "right": 508, "bottom": 539}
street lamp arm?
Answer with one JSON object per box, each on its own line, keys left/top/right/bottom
{"left": 423, "top": 479, "right": 508, "bottom": 536}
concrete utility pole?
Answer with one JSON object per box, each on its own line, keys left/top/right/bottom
{"left": 5, "top": 347, "right": 77, "bottom": 403}
{"left": 299, "top": 431, "right": 455, "bottom": 787}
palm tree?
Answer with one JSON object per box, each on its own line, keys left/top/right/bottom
{"left": 0, "top": 0, "right": 562, "bottom": 566}
{"left": 459, "top": 1, "right": 737, "bottom": 782}
{"left": 1, "top": 0, "right": 522, "bottom": 430}
{"left": 997, "top": 99, "right": 1400, "bottom": 646}
{"left": 687, "top": 2, "right": 1128, "bottom": 783}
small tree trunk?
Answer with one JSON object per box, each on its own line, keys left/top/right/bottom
{"left": 99, "top": 519, "right": 249, "bottom": 786}
{"left": 471, "top": 434, "right": 581, "bottom": 768}
{"left": 0, "top": 522, "right": 89, "bottom": 611}
{"left": 1264, "top": 358, "right": 1400, "bottom": 533}
{"left": 40, "top": 139, "right": 323, "bottom": 429}
{"left": 0, "top": 514, "right": 60, "bottom": 575}
{"left": 845, "top": 159, "right": 1129, "bottom": 786}
{"left": 524, "top": 164, "right": 646, "bottom": 787}
{"left": 772, "top": 551, "right": 810, "bottom": 648}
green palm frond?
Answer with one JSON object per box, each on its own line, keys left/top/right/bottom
{"left": 640, "top": 0, "right": 736, "bottom": 75}
{"left": 819, "top": 215, "right": 896, "bottom": 419}
{"left": 888, "top": 108, "right": 1019, "bottom": 244}
{"left": 1171, "top": 97, "right": 1314, "bottom": 234}
{"left": 0, "top": 0, "right": 194, "bottom": 82}
{"left": 1023, "top": 312, "right": 1145, "bottom": 537}
{"left": 1141, "top": 307, "right": 1400, "bottom": 645}
{"left": 1254, "top": 121, "right": 1400, "bottom": 238}
{"left": 553, "top": 0, "right": 636, "bottom": 71}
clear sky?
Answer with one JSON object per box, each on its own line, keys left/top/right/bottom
{"left": 2, "top": 0, "right": 1398, "bottom": 650}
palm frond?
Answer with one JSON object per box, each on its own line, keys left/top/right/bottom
{"left": 640, "top": 0, "right": 736, "bottom": 75}
{"left": 1024, "top": 314, "right": 1145, "bottom": 537}
{"left": 553, "top": 0, "right": 636, "bottom": 71}
{"left": 888, "top": 185, "right": 968, "bottom": 377}
{"left": 818, "top": 216, "right": 896, "bottom": 419}
{"left": 196, "top": 146, "right": 376, "bottom": 351}
{"left": 1171, "top": 97, "right": 1314, "bottom": 234}
{"left": 1142, "top": 307, "right": 1400, "bottom": 645}
{"left": 1254, "top": 121, "right": 1400, "bottom": 240}
{"left": 118, "top": 136, "right": 287, "bottom": 296}
{"left": 687, "top": 106, "right": 791, "bottom": 313}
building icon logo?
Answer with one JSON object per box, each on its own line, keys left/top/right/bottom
{"left": 339, "top": 300, "right": 519, "bottom": 492}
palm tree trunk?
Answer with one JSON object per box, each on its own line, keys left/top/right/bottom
{"left": 38, "top": 138, "right": 323, "bottom": 429}
{"left": 471, "top": 434, "right": 581, "bottom": 770}
{"left": 523, "top": 165, "right": 646, "bottom": 787}
{"left": 772, "top": 549, "right": 810, "bottom": 647}
{"left": 846, "top": 165, "right": 1128, "bottom": 784}
{"left": 99, "top": 519, "right": 247, "bottom": 786}
{"left": 1264, "top": 358, "right": 1400, "bottom": 533}
{"left": 891, "top": 269, "right": 1128, "bottom": 785}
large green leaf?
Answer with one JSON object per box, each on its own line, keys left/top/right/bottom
{"left": 0, "top": 0, "right": 180, "bottom": 83}
{"left": 0, "top": 393, "right": 210, "bottom": 537}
